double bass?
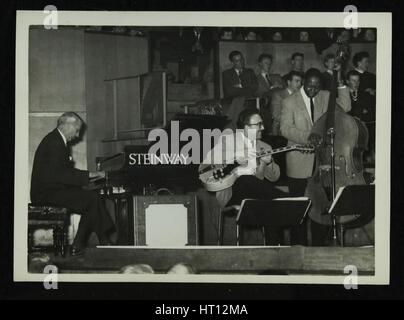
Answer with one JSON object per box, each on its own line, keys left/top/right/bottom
{"left": 305, "top": 42, "right": 369, "bottom": 235}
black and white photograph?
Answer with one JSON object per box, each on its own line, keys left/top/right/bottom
{"left": 14, "top": 11, "right": 391, "bottom": 284}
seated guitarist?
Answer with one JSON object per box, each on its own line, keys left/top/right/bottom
{"left": 203, "top": 108, "right": 287, "bottom": 209}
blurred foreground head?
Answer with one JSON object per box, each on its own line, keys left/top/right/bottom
{"left": 119, "top": 264, "right": 154, "bottom": 274}
{"left": 167, "top": 263, "right": 196, "bottom": 274}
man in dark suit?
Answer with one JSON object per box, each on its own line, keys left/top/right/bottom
{"left": 255, "top": 53, "right": 284, "bottom": 133}
{"left": 346, "top": 70, "right": 375, "bottom": 164}
{"left": 255, "top": 53, "right": 284, "bottom": 97}
{"left": 282, "top": 52, "right": 305, "bottom": 84}
{"left": 222, "top": 50, "right": 258, "bottom": 99}
{"left": 31, "top": 112, "right": 114, "bottom": 255}
{"left": 352, "top": 51, "right": 376, "bottom": 97}
{"left": 178, "top": 27, "right": 214, "bottom": 83}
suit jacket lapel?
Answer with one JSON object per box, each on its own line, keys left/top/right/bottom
{"left": 296, "top": 91, "right": 313, "bottom": 125}
{"left": 314, "top": 92, "right": 326, "bottom": 122}
{"left": 259, "top": 74, "right": 270, "bottom": 90}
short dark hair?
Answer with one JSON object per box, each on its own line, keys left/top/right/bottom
{"left": 258, "top": 53, "right": 273, "bottom": 63}
{"left": 323, "top": 54, "right": 335, "bottom": 66}
{"left": 304, "top": 68, "right": 322, "bottom": 82}
{"left": 237, "top": 108, "right": 261, "bottom": 129}
{"left": 285, "top": 70, "right": 303, "bottom": 83}
{"left": 229, "top": 50, "right": 243, "bottom": 62}
{"left": 291, "top": 52, "right": 304, "bottom": 60}
{"left": 352, "top": 51, "right": 370, "bottom": 67}
{"left": 346, "top": 70, "right": 361, "bottom": 80}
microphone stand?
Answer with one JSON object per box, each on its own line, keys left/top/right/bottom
{"left": 327, "top": 127, "right": 339, "bottom": 246}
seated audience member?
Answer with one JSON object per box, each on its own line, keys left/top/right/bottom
{"left": 337, "top": 29, "right": 352, "bottom": 42}
{"left": 351, "top": 51, "right": 376, "bottom": 96}
{"left": 346, "top": 70, "right": 375, "bottom": 164}
{"left": 256, "top": 53, "right": 284, "bottom": 97}
{"left": 244, "top": 29, "right": 262, "bottom": 41}
{"left": 299, "top": 30, "right": 310, "bottom": 42}
{"left": 321, "top": 54, "right": 343, "bottom": 91}
{"left": 167, "top": 263, "right": 196, "bottom": 274}
{"left": 272, "top": 31, "right": 283, "bottom": 41}
{"left": 119, "top": 264, "right": 155, "bottom": 274}
{"left": 270, "top": 71, "right": 303, "bottom": 135}
{"left": 363, "top": 28, "right": 376, "bottom": 42}
{"left": 220, "top": 27, "right": 234, "bottom": 40}
{"left": 282, "top": 52, "right": 305, "bottom": 84}
{"left": 30, "top": 112, "right": 114, "bottom": 256}
{"left": 222, "top": 51, "right": 258, "bottom": 99}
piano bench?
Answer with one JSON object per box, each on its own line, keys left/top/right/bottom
{"left": 28, "top": 204, "right": 71, "bottom": 257}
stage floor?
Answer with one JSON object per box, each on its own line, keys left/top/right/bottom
{"left": 46, "top": 246, "right": 375, "bottom": 275}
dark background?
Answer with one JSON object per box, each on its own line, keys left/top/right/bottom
{"left": 0, "top": 0, "right": 402, "bottom": 301}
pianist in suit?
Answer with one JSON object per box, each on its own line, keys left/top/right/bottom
{"left": 30, "top": 112, "right": 114, "bottom": 255}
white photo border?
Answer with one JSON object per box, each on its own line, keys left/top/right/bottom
{"left": 15, "top": 11, "right": 392, "bottom": 284}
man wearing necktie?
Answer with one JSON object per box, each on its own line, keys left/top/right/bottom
{"left": 31, "top": 112, "right": 115, "bottom": 255}
{"left": 346, "top": 70, "right": 375, "bottom": 164}
{"left": 280, "top": 68, "right": 351, "bottom": 245}
{"left": 256, "top": 53, "right": 284, "bottom": 97}
{"left": 255, "top": 53, "right": 284, "bottom": 133}
{"left": 222, "top": 51, "right": 259, "bottom": 129}
{"left": 222, "top": 50, "right": 258, "bottom": 99}
{"left": 280, "top": 68, "right": 351, "bottom": 196}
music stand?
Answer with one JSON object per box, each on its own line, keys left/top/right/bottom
{"left": 328, "top": 185, "right": 375, "bottom": 247}
{"left": 235, "top": 198, "right": 312, "bottom": 246}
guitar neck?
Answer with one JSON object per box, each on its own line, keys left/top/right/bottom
{"left": 256, "top": 146, "right": 296, "bottom": 159}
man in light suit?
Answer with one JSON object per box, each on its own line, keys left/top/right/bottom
{"left": 270, "top": 71, "right": 303, "bottom": 135}
{"left": 280, "top": 68, "right": 351, "bottom": 245}
{"left": 280, "top": 68, "right": 351, "bottom": 196}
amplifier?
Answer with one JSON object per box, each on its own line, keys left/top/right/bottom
{"left": 133, "top": 194, "right": 198, "bottom": 246}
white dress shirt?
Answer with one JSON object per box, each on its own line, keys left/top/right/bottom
{"left": 57, "top": 128, "right": 67, "bottom": 146}
{"left": 300, "top": 86, "right": 315, "bottom": 124}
